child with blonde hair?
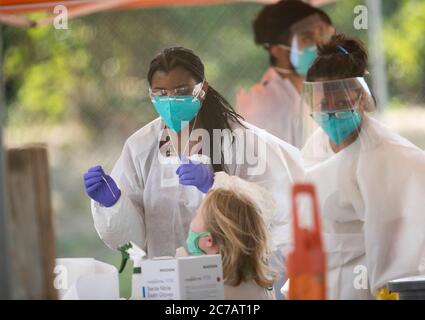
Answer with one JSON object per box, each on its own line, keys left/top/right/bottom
{"left": 186, "top": 173, "right": 278, "bottom": 300}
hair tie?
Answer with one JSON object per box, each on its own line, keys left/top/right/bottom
{"left": 337, "top": 45, "right": 349, "bottom": 55}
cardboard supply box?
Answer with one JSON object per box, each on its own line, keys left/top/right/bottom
{"left": 140, "top": 254, "right": 224, "bottom": 300}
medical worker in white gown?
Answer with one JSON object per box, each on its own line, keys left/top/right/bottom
{"left": 294, "top": 34, "right": 425, "bottom": 299}
{"left": 83, "top": 47, "right": 304, "bottom": 264}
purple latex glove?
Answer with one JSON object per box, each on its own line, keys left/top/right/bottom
{"left": 83, "top": 165, "right": 121, "bottom": 207}
{"left": 176, "top": 158, "right": 214, "bottom": 193}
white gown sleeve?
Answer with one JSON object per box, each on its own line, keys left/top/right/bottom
{"left": 91, "top": 141, "right": 146, "bottom": 251}
{"left": 360, "top": 144, "right": 425, "bottom": 294}
{"left": 231, "top": 123, "right": 305, "bottom": 252}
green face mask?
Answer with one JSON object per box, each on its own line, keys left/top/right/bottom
{"left": 186, "top": 229, "right": 210, "bottom": 255}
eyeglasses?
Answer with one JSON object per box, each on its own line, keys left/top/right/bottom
{"left": 311, "top": 109, "right": 357, "bottom": 122}
{"left": 149, "top": 82, "right": 203, "bottom": 97}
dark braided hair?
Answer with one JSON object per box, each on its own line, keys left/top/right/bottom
{"left": 147, "top": 47, "right": 244, "bottom": 173}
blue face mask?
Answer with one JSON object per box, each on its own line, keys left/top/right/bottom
{"left": 186, "top": 229, "right": 210, "bottom": 256}
{"left": 290, "top": 46, "right": 318, "bottom": 76}
{"left": 151, "top": 96, "right": 201, "bottom": 133}
{"left": 313, "top": 110, "right": 362, "bottom": 145}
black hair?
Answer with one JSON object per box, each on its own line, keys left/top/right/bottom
{"left": 147, "top": 46, "right": 244, "bottom": 173}
{"left": 253, "top": 0, "right": 333, "bottom": 65}
{"left": 307, "top": 34, "right": 368, "bottom": 81}
{"left": 307, "top": 34, "right": 377, "bottom": 110}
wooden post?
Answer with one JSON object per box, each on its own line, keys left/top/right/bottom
{"left": 7, "top": 144, "right": 56, "bottom": 299}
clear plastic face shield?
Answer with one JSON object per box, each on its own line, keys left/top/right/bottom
{"left": 301, "top": 77, "right": 376, "bottom": 165}
{"left": 276, "top": 14, "right": 335, "bottom": 76}
{"left": 290, "top": 14, "right": 335, "bottom": 51}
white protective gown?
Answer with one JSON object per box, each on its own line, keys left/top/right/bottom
{"left": 91, "top": 117, "right": 304, "bottom": 259}
{"left": 236, "top": 67, "right": 302, "bottom": 148}
{"left": 301, "top": 115, "right": 425, "bottom": 299}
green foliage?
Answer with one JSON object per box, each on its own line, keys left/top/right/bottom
{"left": 4, "top": 25, "right": 91, "bottom": 123}
{"left": 4, "top": 1, "right": 425, "bottom": 128}
{"left": 4, "top": 3, "right": 265, "bottom": 133}
{"left": 383, "top": 0, "right": 425, "bottom": 102}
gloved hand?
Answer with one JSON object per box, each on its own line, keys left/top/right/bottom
{"left": 176, "top": 158, "right": 214, "bottom": 193}
{"left": 83, "top": 165, "right": 121, "bottom": 207}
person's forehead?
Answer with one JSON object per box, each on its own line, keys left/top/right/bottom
{"left": 151, "top": 66, "right": 197, "bottom": 88}
{"left": 291, "top": 13, "right": 330, "bottom": 34}
{"left": 298, "top": 22, "right": 328, "bottom": 36}
{"left": 314, "top": 90, "right": 357, "bottom": 98}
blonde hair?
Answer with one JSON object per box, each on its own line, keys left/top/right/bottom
{"left": 203, "top": 188, "right": 276, "bottom": 288}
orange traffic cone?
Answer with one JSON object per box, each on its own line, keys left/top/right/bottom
{"left": 287, "top": 183, "right": 326, "bottom": 300}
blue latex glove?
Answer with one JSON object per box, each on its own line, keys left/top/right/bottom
{"left": 83, "top": 165, "right": 121, "bottom": 207}
{"left": 176, "top": 158, "right": 214, "bottom": 193}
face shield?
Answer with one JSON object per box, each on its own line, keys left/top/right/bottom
{"left": 290, "top": 14, "right": 334, "bottom": 50}
{"left": 288, "top": 14, "right": 335, "bottom": 76}
{"left": 301, "top": 77, "right": 377, "bottom": 166}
